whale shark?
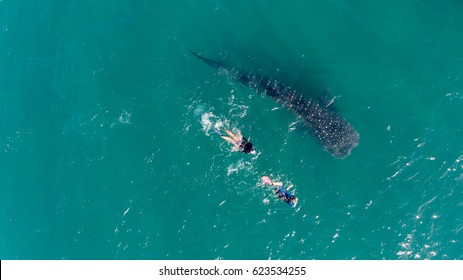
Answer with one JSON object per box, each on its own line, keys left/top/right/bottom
{"left": 190, "top": 51, "right": 359, "bottom": 158}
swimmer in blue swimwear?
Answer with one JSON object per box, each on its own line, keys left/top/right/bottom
{"left": 214, "top": 127, "right": 256, "bottom": 155}
{"left": 261, "top": 176, "right": 298, "bottom": 207}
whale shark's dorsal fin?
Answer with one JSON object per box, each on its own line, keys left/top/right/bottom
{"left": 189, "top": 50, "right": 224, "bottom": 69}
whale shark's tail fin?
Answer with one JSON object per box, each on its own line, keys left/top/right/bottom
{"left": 189, "top": 50, "right": 224, "bottom": 69}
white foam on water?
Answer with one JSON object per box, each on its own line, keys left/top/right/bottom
{"left": 227, "top": 94, "right": 249, "bottom": 118}
{"left": 200, "top": 112, "right": 217, "bottom": 136}
{"left": 200, "top": 110, "right": 232, "bottom": 137}
{"left": 118, "top": 110, "right": 132, "bottom": 124}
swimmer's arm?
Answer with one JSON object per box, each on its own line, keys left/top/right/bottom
{"left": 272, "top": 182, "right": 283, "bottom": 187}
{"left": 286, "top": 184, "right": 294, "bottom": 191}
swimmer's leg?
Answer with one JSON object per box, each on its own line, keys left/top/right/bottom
{"left": 224, "top": 128, "right": 241, "bottom": 142}
{"left": 220, "top": 136, "right": 236, "bottom": 145}
{"left": 221, "top": 136, "right": 240, "bottom": 152}
{"left": 291, "top": 197, "right": 298, "bottom": 207}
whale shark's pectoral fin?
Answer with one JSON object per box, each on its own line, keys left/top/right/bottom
{"left": 320, "top": 90, "right": 339, "bottom": 109}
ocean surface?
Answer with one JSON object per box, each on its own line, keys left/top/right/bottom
{"left": 1, "top": 0, "right": 462, "bottom": 260}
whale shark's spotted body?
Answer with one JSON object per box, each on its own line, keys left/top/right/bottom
{"left": 191, "top": 51, "right": 359, "bottom": 158}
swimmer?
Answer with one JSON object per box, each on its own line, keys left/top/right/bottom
{"left": 214, "top": 127, "right": 256, "bottom": 155}
{"left": 261, "top": 176, "right": 298, "bottom": 207}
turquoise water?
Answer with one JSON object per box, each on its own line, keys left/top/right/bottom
{"left": 1, "top": 0, "right": 462, "bottom": 259}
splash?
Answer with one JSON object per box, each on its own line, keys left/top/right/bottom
{"left": 200, "top": 112, "right": 216, "bottom": 135}
{"left": 200, "top": 110, "right": 231, "bottom": 137}
{"left": 118, "top": 110, "right": 132, "bottom": 124}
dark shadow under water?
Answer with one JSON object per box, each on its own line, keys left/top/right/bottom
{"left": 190, "top": 50, "right": 360, "bottom": 158}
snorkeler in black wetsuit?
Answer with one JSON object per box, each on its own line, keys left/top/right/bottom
{"left": 214, "top": 127, "right": 256, "bottom": 155}
{"left": 238, "top": 137, "right": 254, "bottom": 154}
